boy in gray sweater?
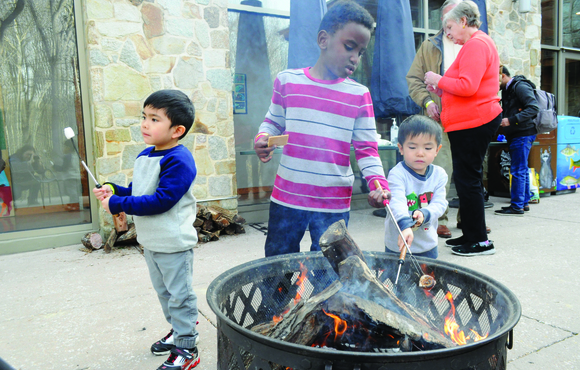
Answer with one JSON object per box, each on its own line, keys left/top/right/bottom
{"left": 384, "top": 115, "right": 448, "bottom": 259}
{"left": 94, "top": 89, "right": 200, "bottom": 370}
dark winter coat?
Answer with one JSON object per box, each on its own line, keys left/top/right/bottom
{"left": 501, "top": 75, "right": 539, "bottom": 140}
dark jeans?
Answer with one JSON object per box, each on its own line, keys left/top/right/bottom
{"left": 448, "top": 114, "right": 501, "bottom": 243}
{"left": 265, "top": 201, "right": 350, "bottom": 257}
{"left": 508, "top": 135, "right": 536, "bottom": 209}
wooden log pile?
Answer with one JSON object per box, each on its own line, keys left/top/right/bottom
{"left": 82, "top": 205, "right": 245, "bottom": 253}
{"left": 194, "top": 205, "right": 246, "bottom": 243}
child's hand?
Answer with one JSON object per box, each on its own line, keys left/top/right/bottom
{"left": 368, "top": 188, "right": 391, "bottom": 207}
{"left": 92, "top": 185, "right": 112, "bottom": 201}
{"left": 101, "top": 195, "right": 112, "bottom": 214}
{"left": 412, "top": 210, "right": 424, "bottom": 227}
{"left": 254, "top": 135, "right": 275, "bottom": 163}
{"left": 398, "top": 227, "right": 414, "bottom": 252}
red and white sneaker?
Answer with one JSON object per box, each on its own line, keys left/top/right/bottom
{"left": 151, "top": 323, "right": 200, "bottom": 356}
{"left": 157, "top": 347, "right": 200, "bottom": 370}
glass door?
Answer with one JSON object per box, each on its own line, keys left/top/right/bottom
{"left": 0, "top": 0, "right": 91, "bottom": 234}
{"left": 562, "top": 55, "right": 580, "bottom": 117}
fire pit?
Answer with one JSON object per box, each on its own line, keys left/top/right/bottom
{"left": 207, "top": 251, "right": 521, "bottom": 370}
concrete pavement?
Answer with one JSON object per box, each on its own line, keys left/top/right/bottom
{"left": 1, "top": 192, "right": 579, "bottom": 369}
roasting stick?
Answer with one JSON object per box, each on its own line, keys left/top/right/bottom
{"left": 373, "top": 180, "right": 424, "bottom": 283}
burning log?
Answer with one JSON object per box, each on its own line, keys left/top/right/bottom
{"left": 319, "top": 219, "right": 367, "bottom": 274}
{"left": 251, "top": 219, "right": 456, "bottom": 351}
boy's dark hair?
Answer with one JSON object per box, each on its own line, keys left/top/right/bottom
{"left": 143, "top": 89, "right": 195, "bottom": 140}
{"left": 398, "top": 115, "right": 443, "bottom": 146}
{"left": 318, "top": 0, "right": 374, "bottom": 35}
{"left": 501, "top": 65, "right": 511, "bottom": 77}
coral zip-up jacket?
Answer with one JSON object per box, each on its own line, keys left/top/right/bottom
{"left": 438, "top": 30, "right": 502, "bottom": 132}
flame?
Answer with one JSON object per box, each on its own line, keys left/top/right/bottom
{"left": 323, "top": 310, "right": 348, "bottom": 341}
{"left": 271, "top": 262, "right": 308, "bottom": 323}
{"left": 443, "top": 291, "right": 488, "bottom": 345}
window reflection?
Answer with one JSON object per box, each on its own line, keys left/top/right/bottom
{"left": 541, "top": 0, "right": 557, "bottom": 46}
{"left": 563, "top": 0, "right": 580, "bottom": 48}
{"left": 565, "top": 59, "right": 580, "bottom": 116}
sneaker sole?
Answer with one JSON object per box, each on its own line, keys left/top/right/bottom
{"left": 495, "top": 212, "right": 524, "bottom": 217}
{"left": 452, "top": 248, "right": 496, "bottom": 256}
{"left": 185, "top": 356, "right": 201, "bottom": 370}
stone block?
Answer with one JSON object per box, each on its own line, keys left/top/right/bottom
{"left": 203, "top": 50, "right": 227, "bottom": 68}
{"left": 102, "top": 38, "right": 123, "bottom": 52}
{"left": 125, "top": 101, "right": 142, "bottom": 117}
{"left": 187, "top": 42, "right": 202, "bottom": 56}
{"left": 106, "top": 142, "right": 123, "bottom": 156}
{"left": 194, "top": 146, "right": 215, "bottom": 176}
{"left": 150, "top": 76, "right": 162, "bottom": 91}
{"left": 166, "top": 18, "right": 194, "bottom": 38}
{"left": 215, "top": 159, "right": 236, "bottom": 175}
{"left": 173, "top": 57, "right": 203, "bottom": 89}
{"left": 130, "top": 126, "right": 145, "bottom": 142}
{"left": 194, "top": 20, "right": 210, "bottom": 48}
{"left": 193, "top": 183, "right": 208, "bottom": 199}
{"left": 159, "top": 0, "right": 182, "bottom": 16}
{"left": 207, "top": 69, "right": 232, "bottom": 91}
{"left": 216, "top": 120, "right": 234, "bottom": 137}
{"left": 120, "top": 40, "right": 143, "bottom": 72}
{"left": 106, "top": 128, "right": 132, "bottom": 142}
{"left": 95, "top": 21, "right": 142, "bottom": 38}
{"left": 210, "top": 30, "right": 228, "bottom": 49}
{"left": 122, "top": 144, "right": 147, "bottom": 170}
{"left": 217, "top": 98, "right": 229, "bottom": 120}
{"left": 114, "top": 2, "right": 142, "bottom": 22}
{"left": 142, "top": 3, "right": 164, "bottom": 39}
{"left": 95, "top": 104, "right": 113, "bottom": 128}
{"left": 150, "top": 35, "right": 187, "bottom": 55}
{"left": 103, "top": 65, "right": 151, "bottom": 101}
{"left": 144, "top": 55, "right": 176, "bottom": 74}
{"left": 96, "top": 131, "right": 105, "bottom": 157}
{"left": 112, "top": 102, "right": 125, "bottom": 118}
{"left": 116, "top": 118, "right": 140, "bottom": 127}
{"left": 204, "top": 7, "right": 220, "bottom": 28}
{"left": 185, "top": 3, "right": 202, "bottom": 19}
{"left": 90, "top": 49, "right": 110, "bottom": 66}
{"left": 90, "top": 68, "right": 104, "bottom": 102}
{"left": 97, "top": 156, "right": 121, "bottom": 175}
{"left": 208, "top": 175, "right": 232, "bottom": 197}
{"left": 87, "top": 0, "right": 114, "bottom": 19}
{"left": 129, "top": 35, "right": 154, "bottom": 60}
{"left": 208, "top": 135, "right": 228, "bottom": 160}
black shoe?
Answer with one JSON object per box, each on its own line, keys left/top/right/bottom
{"left": 372, "top": 208, "right": 387, "bottom": 218}
{"left": 157, "top": 347, "right": 200, "bottom": 370}
{"left": 495, "top": 207, "right": 524, "bottom": 216}
{"left": 451, "top": 241, "right": 495, "bottom": 256}
{"left": 448, "top": 198, "right": 459, "bottom": 208}
{"left": 445, "top": 236, "right": 468, "bottom": 247}
{"left": 456, "top": 223, "right": 491, "bottom": 234}
{"left": 503, "top": 205, "right": 529, "bottom": 211}
{"left": 152, "top": 329, "right": 175, "bottom": 356}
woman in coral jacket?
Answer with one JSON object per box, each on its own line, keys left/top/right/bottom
{"left": 424, "top": 0, "right": 502, "bottom": 257}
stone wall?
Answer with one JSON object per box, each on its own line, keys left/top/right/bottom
{"left": 84, "top": 0, "right": 236, "bottom": 231}
{"left": 487, "top": 0, "right": 541, "bottom": 86}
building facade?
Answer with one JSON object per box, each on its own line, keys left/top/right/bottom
{"left": 0, "top": 0, "right": 577, "bottom": 254}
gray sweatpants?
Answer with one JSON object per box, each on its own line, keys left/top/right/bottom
{"left": 144, "top": 248, "right": 199, "bottom": 349}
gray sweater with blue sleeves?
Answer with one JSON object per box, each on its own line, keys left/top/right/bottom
{"left": 107, "top": 144, "right": 198, "bottom": 253}
{"left": 384, "top": 162, "right": 448, "bottom": 255}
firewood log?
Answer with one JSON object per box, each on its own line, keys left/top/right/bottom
{"left": 319, "top": 219, "right": 367, "bottom": 274}
{"left": 115, "top": 223, "right": 137, "bottom": 244}
{"left": 81, "top": 232, "right": 103, "bottom": 250}
{"left": 104, "top": 228, "right": 117, "bottom": 254}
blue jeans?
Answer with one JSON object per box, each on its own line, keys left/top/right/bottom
{"left": 508, "top": 135, "right": 536, "bottom": 209}
{"left": 265, "top": 201, "right": 350, "bottom": 257}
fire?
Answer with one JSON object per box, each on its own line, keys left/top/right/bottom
{"left": 323, "top": 310, "right": 348, "bottom": 341}
{"left": 272, "top": 262, "right": 308, "bottom": 323}
{"left": 443, "top": 291, "right": 488, "bottom": 345}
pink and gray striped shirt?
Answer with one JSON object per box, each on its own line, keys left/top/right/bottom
{"left": 257, "top": 68, "right": 389, "bottom": 213}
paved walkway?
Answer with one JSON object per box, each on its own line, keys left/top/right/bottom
{"left": 1, "top": 192, "right": 579, "bottom": 369}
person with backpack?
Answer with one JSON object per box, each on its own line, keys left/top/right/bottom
{"left": 495, "top": 66, "right": 539, "bottom": 216}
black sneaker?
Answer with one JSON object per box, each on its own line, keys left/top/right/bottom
{"left": 451, "top": 241, "right": 495, "bottom": 256}
{"left": 503, "top": 205, "right": 529, "bottom": 211}
{"left": 495, "top": 207, "right": 524, "bottom": 216}
{"left": 157, "top": 347, "right": 200, "bottom": 370}
{"left": 445, "top": 236, "right": 468, "bottom": 247}
{"left": 152, "top": 328, "right": 200, "bottom": 356}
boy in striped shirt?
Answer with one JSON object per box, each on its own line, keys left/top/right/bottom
{"left": 254, "top": 1, "right": 390, "bottom": 257}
